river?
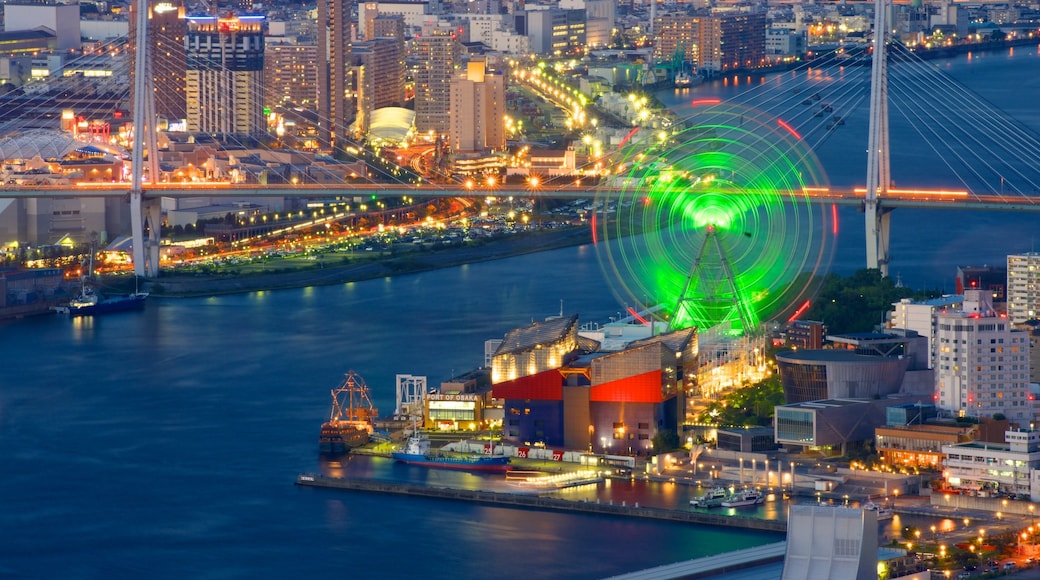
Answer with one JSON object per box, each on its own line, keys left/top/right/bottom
{"left": 3, "top": 47, "right": 1040, "bottom": 579}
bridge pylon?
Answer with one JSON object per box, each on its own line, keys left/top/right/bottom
{"left": 130, "top": 0, "right": 161, "bottom": 278}
{"left": 865, "top": 0, "right": 892, "bottom": 277}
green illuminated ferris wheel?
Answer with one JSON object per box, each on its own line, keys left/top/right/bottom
{"left": 593, "top": 103, "right": 837, "bottom": 335}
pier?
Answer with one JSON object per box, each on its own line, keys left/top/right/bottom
{"left": 295, "top": 473, "right": 787, "bottom": 533}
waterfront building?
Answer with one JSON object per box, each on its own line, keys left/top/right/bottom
{"left": 129, "top": 0, "right": 187, "bottom": 125}
{"left": 449, "top": 58, "right": 506, "bottom": 153}
{"left": 942, "top": 429, "right": 1040, "bottom": 497}
{"left": 491, "top": 315, "right": 693, "bottom": 453}
{"left": 874, "top": 422, "right": 971, "bottom": 470}
{"left": 185, "top": 15, "right": 266, "bottom": 139}
{"left": 888, "top": 295, "right": 964, "bottom": 368}
{"left": 412, "top": 31, "right": 460, "bottom": 138}
{"left": 317, "top": 0, "right": 355, "bottom": 148}
{"left": 1007, "top": 252, "right": 1040, "bottom": 324}
{"left": 264, "top": 42, "right": 319, "bottom": 113}
{"left": 934, "top": 290, "right": 1031, "bottom": 424}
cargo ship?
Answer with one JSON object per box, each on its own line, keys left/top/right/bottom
{"left": 392, "top": 420, "right": 512, "bottom": 473}
{"left": 318, "top": 370, "right": 378, "bottom": 454}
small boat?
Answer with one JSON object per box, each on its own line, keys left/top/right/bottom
{"left": 674, "top": 70, "right": 693, "bottom": 88}
{"left": 862, "top": 501, "right": 894, "bottom": 520}
{"left": 392, "top": 418, "right": 512, "bottom": 473}
{"left": 690, "top": 486, "right": 730, "bottom": 508}
{"left": 721, "top": 489, "right": 765, "bottom": 508}
{"left": 67, "top": 283, "right": 148, "bottom": 317}
{"left": 318, "top": 370, "right": 378, "bottom": 454}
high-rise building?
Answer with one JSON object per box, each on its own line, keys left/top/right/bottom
{"left": 889, "top": 295, "right": 964, "bottom": 368}
{"left": 935, "top": 290, "right": 1031, "bottom": 423}
{"left": 1007, "top": 252, "right": 1040, "bottom": 324}
{"left": 264, "top": 42, "right": 319, "bottom": 111}
{"left": 317, "top": 0, "right": 354, "bottom": 148}
{"left": 653, "top": 15, "right": 707, "bottom": 69}
{"left": 412, "top": 31, "right": 459, "bottom": 138}
{"left": 653, "top": 12, "right": 766, "bottom": 73}
{"left": 449, "top": 58, "right": 506, "bottom": 153}
{"left": 185, "top": 15, "right": 266, "bottom": 138}
{"left": 716, "top": 12, "right": 767, "bottom": 72}
{"left": 129, "top": 0, "right": 187, "bottom": 125}
{"left": 354, "top": 37, "right": 405, "bottom": 134}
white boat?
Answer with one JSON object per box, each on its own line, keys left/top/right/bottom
{"left": 690, "top": 486, "right": 730, "bottom": 508}
{"left": 862, "top": 501, "right": 893, "bottom": 520}
{"left": 721, "top": 489, "right": 765, "bottom": 508}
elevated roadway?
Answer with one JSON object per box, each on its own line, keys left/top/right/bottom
{"left": 1, "top": 183, "right": 1039, "bottom": 212}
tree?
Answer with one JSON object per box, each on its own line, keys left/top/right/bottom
{"left": 652, "top": 429, "right": 682, "bottom": 452}
{"left": 802, "top": 269, "right": 938, "bottom": 333}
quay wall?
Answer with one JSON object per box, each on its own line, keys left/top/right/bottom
{"left": 295, "top": 474, "right": 787, "bottom": 533}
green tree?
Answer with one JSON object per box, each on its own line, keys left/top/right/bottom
{"left": 802, "top": 269, "right": 938, "bottom": 333}
{"left": 652, "top": 429, "right": 682, "bottom": 452}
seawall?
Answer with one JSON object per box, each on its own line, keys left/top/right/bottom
{"left": 295, "top": 473, "right": 788, "bottom": 534}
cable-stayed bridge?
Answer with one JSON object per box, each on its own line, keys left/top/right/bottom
{"left": 0, "top": 0, "right": 1040, "bottom": 278}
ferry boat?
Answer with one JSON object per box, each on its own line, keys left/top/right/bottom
{"left": 690, "top": 486, "right": 730, "bottom": 508}
{"left": 392, "top": 419, "right": 512, "bottom": 473}
{"left": 318, "top": 370, "right": 378, "bottom": 454}
{"left": 862, "top": 501, "right": 894, "bottom": 520}
{"left": 67, "top": 285, "right": 148, "bottom": 317}
{"left": 721, "top": 489, "right": 765, "bottom": 508}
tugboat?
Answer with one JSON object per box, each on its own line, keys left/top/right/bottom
{"left": 318, "top": 370, "right": 378, "bottom": 454}
{"left": 690, "top": 486, "right": 730, "bottom": 508}
{"left": 862, "top": 500, "right": 894, "bottom": 520}
{"left": 391, "top": 417, "right": 512, "bottom": 472}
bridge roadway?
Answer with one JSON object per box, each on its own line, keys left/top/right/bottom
{"left": 1, "top": 183, "right": 1040, "bottom": 212}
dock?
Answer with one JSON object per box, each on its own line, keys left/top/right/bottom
{"left": 295, "top": 473, "right": 787, "bottom": 533}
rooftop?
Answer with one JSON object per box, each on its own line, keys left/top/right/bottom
{"left": 494, "top": 314, "right": 578, "bottom": 357}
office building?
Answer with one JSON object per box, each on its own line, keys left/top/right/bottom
{"left": 653, "top": 12, "right": 766, "bottom": 74}
{"left": 449, "top": 58, "right": 506, "bottom": 153}
{"left": 1007, "top": 252, "right": 1040, "bottom": 324}
{"left": 185, "top": 15, "right": 266, "bottom": 138}
{"left": 935, "top": 289, "right": 1031, "bottom": 423}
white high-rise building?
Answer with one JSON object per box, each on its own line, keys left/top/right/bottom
{"left": 935, "top": 290, "right": 1031, "bottom": 423}
{"left": 889, "top": 295, "right": 963, "bottom": 368}
{"left": 1007, "top": 252, "right": 1040, "bottom": 324}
